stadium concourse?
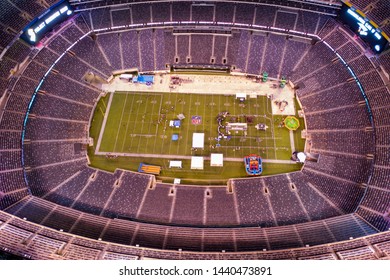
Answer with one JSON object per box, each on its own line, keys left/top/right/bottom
{"left": 0, "top": 0, "right": 390, "bottom": 260}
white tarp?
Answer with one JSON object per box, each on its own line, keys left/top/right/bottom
{"left": 119, "top": 74, "right": 133, "bottom": 81}
{"left": 210, "top": 153, "right": 223, "bottom": 167}
{"left": 192, "top": 133, "right": 204, "bottom": 148}
{"left": 191, "top": 156, "right": 204, "bottom": 170}
{"left": 169, "top": 161, "right": 182, "bottom": 168}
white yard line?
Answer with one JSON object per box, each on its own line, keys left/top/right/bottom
{"left": 176, "top": 92, "right": 183, "bottom": 155}
{"left": 269, "top": 100, "right": 277, "bottom": 159}
{"left": 254, "top": 98, "right": 261, "bottom": 154}
{"left": 113, "top": 93, "right": 129, "bottom": 152}
{"left": 120, "top": 93, "right": 136, "bottom": 152}
{"left": 95, "top": 150, "right": 297, "bottom": 164}
{"left": 231, "top": 95, "right": 236, "bottom": 158}
{"left": 136, "top": 95, "right": 152, "bottom": 153}
{"left": 152, "top": 94, "right": 164, "bottom": 154}
{"left": 95, "top": 92, "right": 114, "bottom": 153}
{"left": 143, "top": 94, "right": 159, "bottom": 153}
{"left": 183, "top": 93, "right": 193, "bottom": 154}
{"left": 138, "top": 94, "right": 158, "bottom": 153}
{"left": 129, "top": 93, "right": 143, "bottom": 152}
{"left": 195, "top": 94, "right": 200, "bottom": 133}
{"left": 264, "top": 98, "right": 270, "bottom": 159}
{"left": 247, "top": 96, "right": 252, "bottom": 155}
{"left": 208, "top": 94, "right": 214, "bottom": 152}
{"left": 202, "top": 93, "right": 206, "bottom": 133}
{"left": 158, "top": 94, "right": 171, "bottom": 154}
{"left": 289, "top": 129, "right": 295, "bottom": 153}
{"left": 167, "top": 92, "right": 179, "bottom": 155}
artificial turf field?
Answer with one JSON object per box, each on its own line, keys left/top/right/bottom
{"left": 89, "top": 88, "right": 306, "bottom": 184}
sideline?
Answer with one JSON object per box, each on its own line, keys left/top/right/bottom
{"left": 95, "top": 92, "right": 115, "bottom": 153}
{"left": 95, "top": 151, "right": 297, "bottom": 164}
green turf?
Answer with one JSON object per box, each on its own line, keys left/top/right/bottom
{"left": 88, "top": 87, "right": 306, "bottom": 183}
{"left": 89, "top": 92, "right": 110, "bottom": 141}
{"left": 98, "top": 92, "right": 303, "bottom": 158}
{"left": 87, "top": 150, "right": 301, "bottom": 185}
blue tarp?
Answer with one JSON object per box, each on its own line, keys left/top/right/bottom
{"left": 173, "top": 120, "right": 181, "bottom": 127}
{"left": 172, "top": 134, "right": 179, "bottom": 141}
{"left": 133, "top": 75, "right": 154, "bottom": 84}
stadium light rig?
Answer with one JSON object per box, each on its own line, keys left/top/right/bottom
{"left": 21, "top": 0, "right": 74, "bottom": 46}
{"left": 340, "top": 1, "right": 389, "bottom": 54}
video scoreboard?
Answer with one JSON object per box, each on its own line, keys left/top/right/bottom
{"left": 20, "top": 0, "right": 73, "bottom": 46}
{"left": 340, "top": 2, "right": 389, "bottom": 54}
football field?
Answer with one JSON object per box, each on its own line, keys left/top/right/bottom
{"left": 88, "top": 89, "right": 306, "bottom": 184}
{"left": 97, "top": 91, "right": 302, "bottom": 159}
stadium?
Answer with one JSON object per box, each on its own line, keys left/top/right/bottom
{"left": 0, "top": 0, "right": 389, "bottom": 260}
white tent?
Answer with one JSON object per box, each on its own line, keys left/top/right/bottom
{"left": 192, "top": 133, "right": 204, "bottom": 148}
{"left": 119, "top": 73, "right": 133, "bottom": 82}
{"left": 210, "top": 153, "right": 223, "bottom": 167}
{"left": 236, "top": 92, "right": 246, "bottom": 100}
{"left": 297, "top": 152, "right": 307, "bottom": 163}
{"left": 191, "top": 156, "right": 204, "bottom": 170}
{"left": 169, "top": 161, "right": 182, "bottom": 168}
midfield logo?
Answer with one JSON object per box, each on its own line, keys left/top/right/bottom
{"left": 191, "top": 116, "right": 202, "bottom": 125}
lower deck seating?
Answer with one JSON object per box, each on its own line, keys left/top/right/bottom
{"left": 0, "top": 208, "right": 388, "bottom": 259}
{"left": 3, "top": 197, "right": 378, "bottom": 253}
